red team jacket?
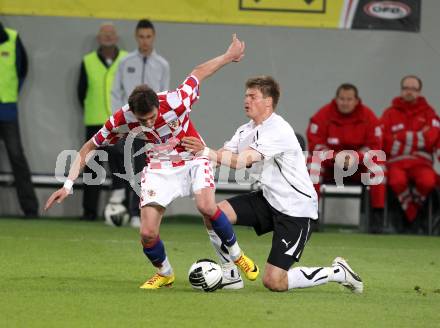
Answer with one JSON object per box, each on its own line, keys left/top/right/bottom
{"left": 307, "top": 100, "right": 382, "bottom": 183}
{"left": 380, "top": 97, "right": 439, "bottom": 164}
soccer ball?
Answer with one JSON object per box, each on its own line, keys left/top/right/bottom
{"left": 188, "top": 259, "right": 223, "bottom": 292}
{"left": 104, "top": 203, "right": 130, "bottom": 227}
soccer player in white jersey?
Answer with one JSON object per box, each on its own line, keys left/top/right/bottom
{"left": 182, "top": 76, "right": 364, "bottom": 293}
{"left": 44, "top": 34, "right": 259, "bottom": 289}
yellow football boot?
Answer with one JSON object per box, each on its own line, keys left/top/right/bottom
{"left": 234, "top": 253, "right": 259, "bottom": 281}
{"left": 139, "top": 273, "right": 175, "bottom": 289}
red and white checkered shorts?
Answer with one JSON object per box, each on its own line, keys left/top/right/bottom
{"left": 140, "top": 157, "right": 215, "bottom": 207}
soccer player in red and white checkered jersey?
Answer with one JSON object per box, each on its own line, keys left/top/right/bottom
{"left": 45, "top": 34, "right": 259, "bottom": 289}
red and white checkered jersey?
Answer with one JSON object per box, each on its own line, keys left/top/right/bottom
{"left": 93, "top": 75, "right": 203, "bottom": 169}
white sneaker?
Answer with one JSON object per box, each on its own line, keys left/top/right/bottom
{"left": 220, "top": 264, "right": 244, "bottom": 290}
{"left": 332, "top": 257, "right": 364, "bottom": 294}
{"left": 130, "top": 216, "right": 141, "bottom": 228}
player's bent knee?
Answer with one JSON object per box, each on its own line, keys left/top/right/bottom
{"left": 262, "top": 277, "right": 285, "bottom": 292}
{"left": 217, "top": 200, "right": 230, "bottom": 212}
{"left": 196, "top": 203, "right": 217, "bottom": 218}
{"left": 262, "top": 273, "right": 287, "bottom": 292}
{"left": 140, "top": 229, "right": 159, "bottom": 245}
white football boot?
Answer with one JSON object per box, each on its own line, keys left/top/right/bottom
{"left": 220, "top": 263, "right": 244, "bottom": 290}
{"left": 332, "top": 257, "right": 364, "bottom": 294}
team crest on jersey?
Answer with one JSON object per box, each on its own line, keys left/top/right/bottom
{"left": 167, "top": 119, "right": 180, "bottom": 130}
{"left": 146, "top": 190, "right": 156, "bottom": 197}
{"left": 160, "top": 135, "right": 170, "bottom": 143}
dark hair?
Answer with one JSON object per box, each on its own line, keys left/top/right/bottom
{"left": 336, "top": 83, "right": 359, "bottom": 99}
{"left": 400, "top": 75, "right": 422, "bottom": 91}
{"left": 136, "top": 19, "right": 155, "bottom": 32}
{"left": 245, "top": 76, "right": 280, "bottom": 108}
{"left": 128, "top": 85, "right": 159, "bottom": 115}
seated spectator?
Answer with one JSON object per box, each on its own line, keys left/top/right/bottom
{"left": 307, "top": 83, "right": 385, "bottom": 233}
{"left": 381, "top": 75, "right": 439, "bottom": 231}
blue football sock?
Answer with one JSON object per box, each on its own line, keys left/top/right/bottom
{"left": 142, "top": 237, "right": 166, "bottom": 267}
{"left": 209, "top": 208, "right": 237, "bottom": 247}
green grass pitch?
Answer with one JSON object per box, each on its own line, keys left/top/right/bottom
{"left": 1, "top": 216, "right": 439, "bottom": 328}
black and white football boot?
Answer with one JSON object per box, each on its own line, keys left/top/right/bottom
{"left": 332, "top": 257, "right": 364, "bottom": 294}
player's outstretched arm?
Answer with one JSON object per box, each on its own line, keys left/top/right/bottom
{"left": 181, "top": 136, "right": 262, "bottom": 169}
{"left": 190, "top": 33, "right": 245, "bottom": 83}
{"left": 44, "top": 139, "right": 97, "bottom": 210}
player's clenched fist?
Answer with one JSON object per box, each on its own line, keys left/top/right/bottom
{"left": 226, "top": 33, "right": 245, "bottom": 63}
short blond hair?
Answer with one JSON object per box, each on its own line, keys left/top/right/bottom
{"left": 245, "top": 76, "right": 280, "bottom": 108}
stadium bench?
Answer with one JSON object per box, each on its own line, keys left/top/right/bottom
{"left": 319, "top": 184, "right": 370, "bottom": 232}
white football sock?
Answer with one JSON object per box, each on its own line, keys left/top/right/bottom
{"left": 207, "top": 229, "right": 231, "bottom": 265}
{"left": 287, "top": 266, "right": 332, "bottom": 289}
{"left": 158, "top": 256, "right": 173, "bottom": 276}
{"left": 227, "top": 242, "right": 242, "bottom": 262}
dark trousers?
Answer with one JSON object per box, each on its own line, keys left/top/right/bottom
{"left": 130, "top": 138, "right": 146, "bottom": 217}
{"left": 0, "top": 120, "right": 38, "bottom": 215}
{"left": 82, "top": 126, "right": 103, "bottom": 218}
{"left": 110, "top": 137, "right": 145, "bottom": 217}
{"left": 83, "top": 126, "right": 128, "bottom": 218}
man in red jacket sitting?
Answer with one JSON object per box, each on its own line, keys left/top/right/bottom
{"left": 381, "top": 75, "right": 439, "bottom": 230}
{"left": 307, "top": 83, "right": 385, "bottom": 233}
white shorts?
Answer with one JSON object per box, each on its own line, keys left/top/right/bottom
{"left": 140, "top": 157, "right": 215, "bottom": 208}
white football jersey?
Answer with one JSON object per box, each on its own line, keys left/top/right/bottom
{"left": 224, "top": 113, "right": 318, "bottom": 219}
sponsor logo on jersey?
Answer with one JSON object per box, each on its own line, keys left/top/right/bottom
{"left": 327, "top": 137, "right": 339, "bottom": 145}
{"left": 363, "top": 1, "right": 411, "bottom": 20}
{"left": 1, "top": 51, "right": 10, "bottom": 57}
{"left": 127, "top": 66, "right": 136, "bottom": 73}
{"left": 375, "top": 126, "right": 382, "bottom": 137}
{"left": 391, "top": 123, "right": 405, "bottom": 132}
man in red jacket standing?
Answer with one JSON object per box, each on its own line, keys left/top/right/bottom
{"left": 307, "top": 84, "right": 385, "bottom": 233}
{"left": 381, "top": 75, "right": 439, "bottom": 228}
